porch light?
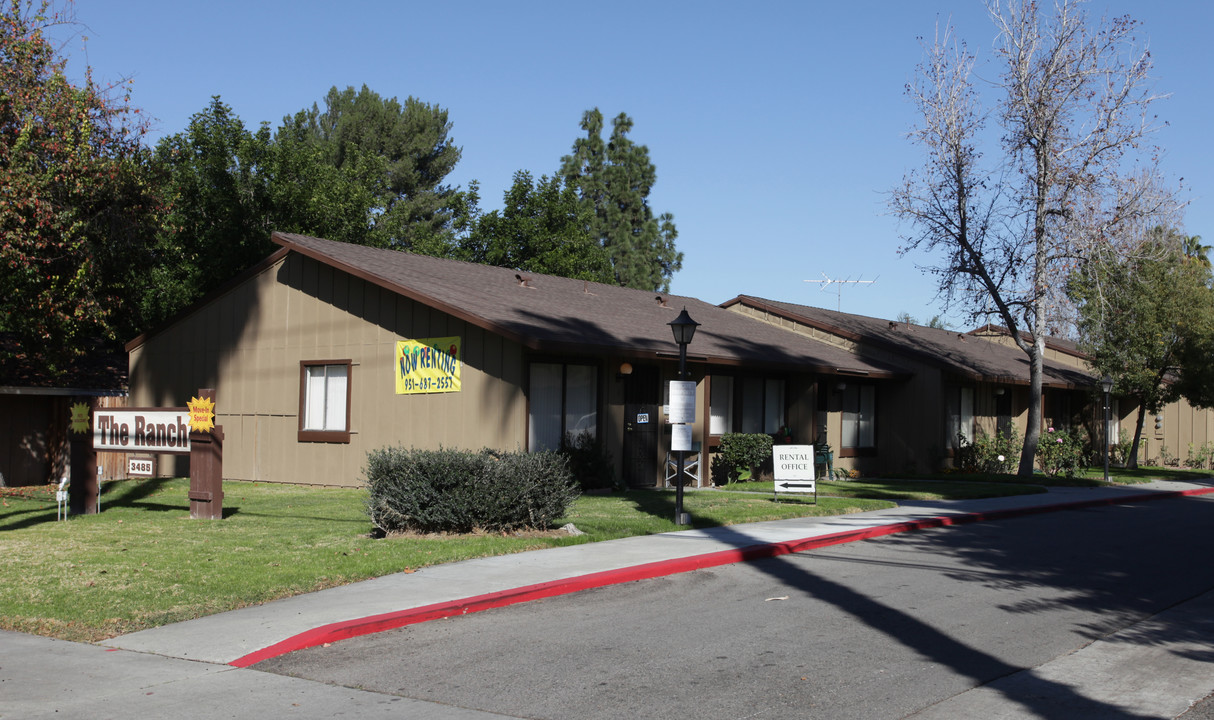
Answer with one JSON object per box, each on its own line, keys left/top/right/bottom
{"left": 668, "top": 307, "right": 700, "bottom": 347}
{"left": 1100, "top": 375, "right": 1114, "bottom": 395}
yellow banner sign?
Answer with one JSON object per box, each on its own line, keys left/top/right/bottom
{"left": 396, "top": 337, "right": 461, "bottom": 394}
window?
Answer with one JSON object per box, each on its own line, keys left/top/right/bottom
{"left": 841, "top": 384, "right": 876, "bottom": 452}
{"left": 996, "top": 389, "right": 1013, "bottom": 436}
{"left": 299, "top": 360, "right": 351, "bottom": 442}
{"left": 710, "top": 375, "right": 785, "bottom": 436}
{"left": 529, "top": 362, "right": 597, "bottom": 452}
{"left": 947, "top": 386, "right": 975, "bottom": 450}
{"left": 709, "top": 376, "right": 734, "bottom": 435}
{"left": 1047, "top": 391, "right": 1072, "bottom": 430}
{"left": 764, "top": 379, "right": 786, "bottom": 434}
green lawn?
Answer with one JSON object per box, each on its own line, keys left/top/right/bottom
{"left": 6, "top": 468, "right": 1191, "bottom": 644}
{"left": 1, "top": 478, "right": 893, "bottom": 642}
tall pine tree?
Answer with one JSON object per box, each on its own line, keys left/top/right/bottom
{"left": 286, "top": 85, "right": 464, "bottom": 254}
{"left": 560, "top": 109, "right": 681, "bottom": 292}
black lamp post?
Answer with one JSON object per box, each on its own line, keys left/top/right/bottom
{"left": 668, "top": 307, "right": 700, "bottom": 525}
{"left": 1101, "top": 375, "right": 1113, "bottom": 483}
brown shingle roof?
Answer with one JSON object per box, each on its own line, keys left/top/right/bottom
{"left": 725, "top": 296, "right": 1097, "bottom": 389}
{"left": 272, "top": 233, "right": 908, "bottom": 377}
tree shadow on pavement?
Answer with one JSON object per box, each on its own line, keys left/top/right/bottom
{"left": 698, "top": 495, "right": 1214, "bottom": 719}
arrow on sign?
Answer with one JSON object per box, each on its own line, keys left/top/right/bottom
{"left": 776, "top": 482, "right": 815, "bottom": 491}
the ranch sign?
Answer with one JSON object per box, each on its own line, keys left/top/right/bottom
{"left": 93, "top": 409, "right": 192, "bottom": 454}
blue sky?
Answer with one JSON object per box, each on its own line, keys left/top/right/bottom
{"left": 64, "top": 1, "right": 1212, "bottom": 328}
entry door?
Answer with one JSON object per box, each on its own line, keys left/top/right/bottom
{"left": 623, "top": 365, "right": 660, "bottom": 487}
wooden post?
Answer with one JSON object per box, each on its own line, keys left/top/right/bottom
{"left": 68, "top": 397, "right": 98, "bottom": 515}
{"left": 188, "top": 388, "right": 224, "bottom": 519}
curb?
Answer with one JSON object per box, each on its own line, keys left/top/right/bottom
{"left": 230, "top": 486, "right": 1214, "bottom": 667}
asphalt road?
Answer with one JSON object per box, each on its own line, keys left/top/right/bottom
{"left": 258, "top": 495, "right": 1214, "bottom": 719}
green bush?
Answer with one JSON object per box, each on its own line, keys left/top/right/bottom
{"left": 1036, "top": 426, "right": 1085, "bottom": 479}
{"left": 716, "top": 433, "right": 774, "bottom": 483}
{"left": 364, "top": 447, "right": 580, "bottom": 534}
{"left": 955, "top": 429, "right": 1021, "bottom": 474}
{"left": 559, "top": 431, "right": 616, "bottom": 491}
{"left": 1112, "top": 430, "right": 1135, "bottom": 466}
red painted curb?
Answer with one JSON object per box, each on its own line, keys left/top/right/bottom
{"left": 229, "top": 486, "right": 1214, "bottom": 667}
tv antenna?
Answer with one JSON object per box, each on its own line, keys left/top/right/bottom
{"left": 805, "top": 273, "right": 878, "bottom": 312}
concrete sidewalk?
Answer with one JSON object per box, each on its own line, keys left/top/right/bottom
{"left": 6, "top": 479, "right": 1214, "bottom": 719}
{"left": 103, "top": 479, "right": 1214, "bottom": 667}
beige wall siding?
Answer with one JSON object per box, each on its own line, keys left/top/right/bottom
{"left": 1139, "top": 397, "right": 1214, "bottom": 466}
{"left": 130, "top": 254, "right": 528, "bottom": 487}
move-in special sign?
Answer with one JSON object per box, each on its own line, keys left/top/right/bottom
{"left": 395, "top": 337, "right": 461, "bottom": 394}
{"left": 93, "top": 409, "right": 191, "bottom": 454}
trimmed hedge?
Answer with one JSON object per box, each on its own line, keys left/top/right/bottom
{"left": 364, "top": 447, "right": 580, "bottom": 534}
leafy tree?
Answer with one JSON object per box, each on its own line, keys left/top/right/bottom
{"left": 890, "top": 1, "right": 1170, "bottom": 476}
{"left": 148, "top": 97, "right": 274, "bottom": 324}
{"left": 285, "top": 85, "right": 465, "bottom": 253}
{"left": 0, "top": 0, "right": 161, "bottom": 374}
{"left": 150, "top": 89, "right": 457, "bottom": 324}
{"left": 1182, "top": 234, "right": 1212, "bottom": 270}
{"left": 463, "top": 171, "right": 612, "bottom": 282}
{"left": 560, "top": 109, "right": 682, "bottom": 292}
{"left": 1071, "top": 229, "right": 1214, "bottom": 468}
{"left": 895, "top": 312, "right": 951, "bottom": 330}
{"left": 268, "top": 106, "right": 379, "bottom": 245}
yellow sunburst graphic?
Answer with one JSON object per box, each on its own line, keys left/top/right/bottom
{"left": 69, "top": 402, "right": 90, "bottom": 434}
{"left": 187, "top": 396, "right": 216, "bottom": 433}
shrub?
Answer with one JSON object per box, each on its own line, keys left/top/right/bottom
{"left": 559, "top": 431, "right": 616, "bottom": 491}
{"left": 1184, "top": 441, "right": 1214, "bottom": 470}
{"left": 832, "top": 467, "right": 860, "bottom": 480}
{"left": 364, "top": 446, "right": 580, "bottom": 534}
{"left": 955, "top": 429, "right": 1021, "bottom": 474}
{"left": 1036, "top": 426, "right": 1085, "bottom": 479}
{"left": 716, "top": 433, "right": 774, "bottom": 483}
{"left": 1111, "top": 430, "right": 1135, "bottom": 466}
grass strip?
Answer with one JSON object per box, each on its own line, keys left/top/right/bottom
{"left": 1, "top": 478, "right": 892, "bottom": 642}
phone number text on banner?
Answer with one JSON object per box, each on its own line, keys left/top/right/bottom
{"left": 396, "top": 337, "right": 461, "bottom": 394}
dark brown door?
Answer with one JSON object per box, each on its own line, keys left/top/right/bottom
{"left": 623, "top": 365, "right": 660, "bottom": 487}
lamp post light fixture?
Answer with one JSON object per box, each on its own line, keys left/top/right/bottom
{"left": 1101, "top": 375, "right": 1114, "bottom": 484}
{"left": 668, "top": 307, "right": 700, "bottom": 526}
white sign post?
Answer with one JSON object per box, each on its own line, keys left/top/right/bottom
{"left": 773, "top": 444, "right": 816, "bottom": 503}
{"left": 668, "top": 379, "right": 696, "bottom": 482}
{"left": 667, "top": 381, "right": 696, "bottom": 424}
